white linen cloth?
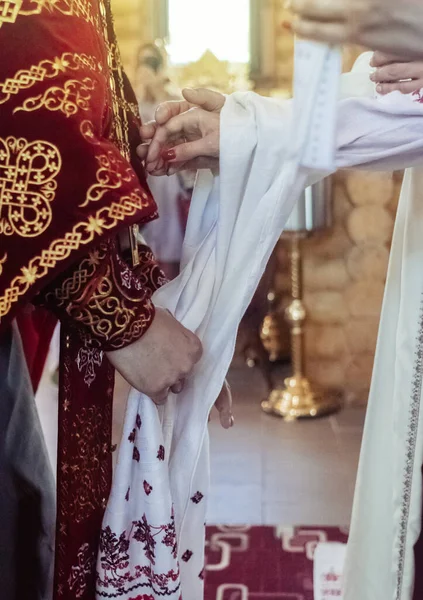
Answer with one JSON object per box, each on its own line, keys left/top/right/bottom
{"left": 96, "top": 53, "right": 423, "bottom": 600}
{"left": 142, "top": 174, "right": 185, "bottom": 263}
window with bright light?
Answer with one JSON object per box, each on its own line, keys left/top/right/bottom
{"left": 167, "top": 0, "right": 250, "bottom": 65}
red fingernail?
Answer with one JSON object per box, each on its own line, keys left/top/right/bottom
{"left": 161, "top": 149, "right": 176, "bottom": 162}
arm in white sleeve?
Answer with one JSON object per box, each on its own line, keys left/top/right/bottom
{"left": 335, "top": 93, "right": 423, "bottom": 171}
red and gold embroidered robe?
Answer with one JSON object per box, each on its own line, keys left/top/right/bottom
{"left": 0, "top": 1, "right": 164, "bottom": 598}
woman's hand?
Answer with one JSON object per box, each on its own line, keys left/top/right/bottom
{"left": 370, "top": 52, "right": 423, "bottom": 95}
{"left": 137, "top": 88, "right": 225, "bottom": 176}
{"left": 290, "top": 0, "right": 423, "bottom": 61}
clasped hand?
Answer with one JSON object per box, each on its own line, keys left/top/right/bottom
{"left": 137, "top": 88, "right": 224, "bottom": 175}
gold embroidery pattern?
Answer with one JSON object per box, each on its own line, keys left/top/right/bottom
{"left": 0, "top": 136, "right": 61, "bottom": 237}
{"left": 80, "top": 152, "right": 136, "bottom": 207}
{"left": 100, "top": 0, "right": 146, "bottom": 267}
{"left": 0, "top": 253, "right": 7, "bottom": 276}
{"left": 0, "top": 192, "right": 150, "bottom": 321}
{"left": 80, "top": 119, "right": 99, "bottom": 145}
{"left": 45, "top": 243, "right": 107, "bottom": 305}
{"left": 106, "top": 42, "right": 130, "bottom": 159}
{"left": 21, "top": 0, "right": 95, "bottom": 22}
{"left": 0, "top": 0, "right": 21, "bottom": 26}
{"left": 14, "top": 77, "right": 95, "bottom": 117}
{"left": 99, "top": 0, "right": 131, "bottom": 160}
{"left": 0, "top": 53, "right": 101, "bottom": 106}
{"left": 117, "top": 96, "right": 139, "bottom": 119}
{"left": 2, "top": 0, "right": 98, "bottom": 28}
{"left": 67, "top": 275, "right": 154, "bottom": 350}
{"left": 44, "top": 244, "right": 154, "bottom": 349}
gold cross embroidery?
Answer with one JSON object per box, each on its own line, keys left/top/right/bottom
{"left": 0, "top": 136, "right": 62, "bottom": 237}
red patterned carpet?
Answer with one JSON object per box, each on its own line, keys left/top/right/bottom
{"left": 205, "top": 526, "right": 348, "bottom": 600}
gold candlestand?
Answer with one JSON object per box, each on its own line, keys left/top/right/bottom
{"left": 261, "top": 182, "right": 341, "bottom": 421}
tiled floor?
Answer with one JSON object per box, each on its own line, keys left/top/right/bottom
{"left": 36, "top": 355, "right": 365, "bottom": 528}
{"left": 207, "top": 364, "right": 365, "bottom": 526}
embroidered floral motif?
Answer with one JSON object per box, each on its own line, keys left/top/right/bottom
{"left": 68, "top": 404, "right": 112, "bottom": 523}
{"left": 14, "top": 77, "right": 96, "bottom": 118}
{"left": 157, "top": 445, "right": 165, "bottom": 461}
{"left": 80, "top": 152, "right": 140, "bottom": 208}
{"left": 128, "top": 595, "right": 154, "bottom": 600}
{"left": 162, "top": 517, "right": 177, "bottom": 559}
{"left": 68, "top": 542, "right": 96, "bottom": 598}
{"left": 143, "top": 480, "right": 152, "bottom": 495}
{"left": 181, "top": 550, "right": 193, "bottom": 562}
{"left": 133, "top": 447, "right": 140, "bottom": 463}
{"left": 133, "top": 515, "right": 156, "bottom": 564}
{"left": 191, "top": 491, "right": 204, "bottom": 504}
{"left": 100, "top": 515, "right": 179, "bottom": 585}
{"left": 128, "top": 428, "right": 136, "bottom": 443}
{"left": 125, "top": 487, "right": 130, "bottom": 502}
{"left": 199, "top": 568, "right": 205, "bottom": 580}
{"left": 99, "top": 526, "right": 130, "bottom": 573}
{"left": 136, "top": 413, "right": 142, "bottom": 429}
{"left": 97, "top": 513, "right": 180, "bottom": 595}
{"left": 76, "top": 346, "right": 103, "bottom": 387}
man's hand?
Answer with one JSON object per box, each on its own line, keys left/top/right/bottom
{"left": 370, "top": 52, "right": 423, "bottom": 95}
{"left": 137, "top": 88, "right": 225, "bottom": 176}
{"left": 106, "top": 308, "right": 202, "bottom": 404}
{"left": 291, "top": 0, "right": 423, "bottom": 61}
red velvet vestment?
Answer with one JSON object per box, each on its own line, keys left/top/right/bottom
{"left": 0, "top": 2, "right": 164, "bottom": 598}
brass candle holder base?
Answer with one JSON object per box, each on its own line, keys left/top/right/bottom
{"left": 261, "top": 376, "right": 341, "bottom": 422}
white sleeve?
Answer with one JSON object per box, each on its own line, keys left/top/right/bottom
{"left": 335, "top": 93, "right": 423, "bottom": 171}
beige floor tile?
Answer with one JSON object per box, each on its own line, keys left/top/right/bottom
{"left": 207, "top": 483, "right": 262, "bottom": 524}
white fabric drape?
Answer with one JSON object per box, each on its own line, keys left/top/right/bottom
{"left": 343, "top": 167, "right": 423, "bottom": 600}
{"left": 341, "top": 58, "right": 423, "bottom": 600}
{"left": 96, "top": 53, "right": 423, "bottom": 600}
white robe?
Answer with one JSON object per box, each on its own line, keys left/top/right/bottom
{"left": 96, "top": 52, "right": 423, "bottom": 600}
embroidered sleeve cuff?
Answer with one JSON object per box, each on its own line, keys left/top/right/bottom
{"left": 38, "top": 238, "right": 164, "bottom": 351}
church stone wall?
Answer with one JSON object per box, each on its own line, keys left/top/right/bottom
{"left": 299, "top": 173, "right": 401, "bottom": 405}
